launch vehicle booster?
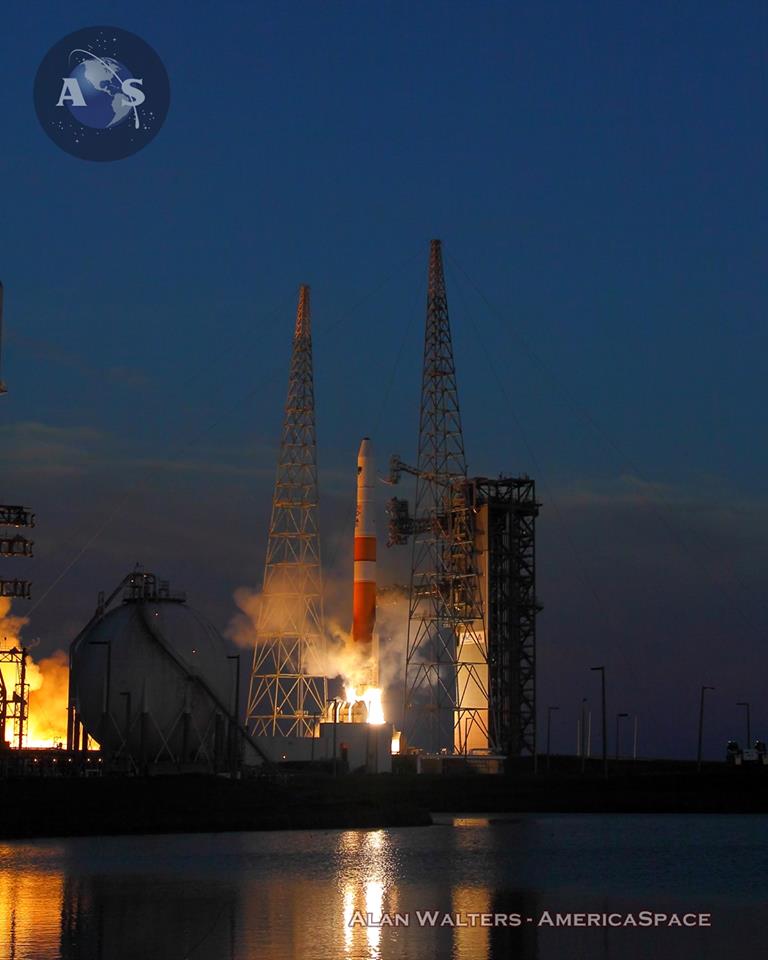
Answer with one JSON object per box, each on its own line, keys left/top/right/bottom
{"left": 352, "top": 437, "right": 376, "bottom": 647}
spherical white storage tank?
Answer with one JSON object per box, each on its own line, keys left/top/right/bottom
{"left": 70, "top": 575, "right": 235, "bottom": 766}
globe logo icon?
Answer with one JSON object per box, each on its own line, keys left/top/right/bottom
{"left": 34, "top": 26, "right": 170, "bottom": 161}
{"left": 66, "top": 53, "right": 139, "bottom": 130}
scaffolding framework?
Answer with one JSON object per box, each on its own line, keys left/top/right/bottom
{"left": 0, "top": 505, "right": 34, "bottom": 599}
{"left": 388, "top": 240, "right": 489, "bottom": 753}
{"left": 246, "top": 286, "right": 327, "bottom": 737}
{"left": 0, "top": 646, "right": 28, "bottom": 749}
{"left": 473, "top": 477, "right": 539, "bottom": 757}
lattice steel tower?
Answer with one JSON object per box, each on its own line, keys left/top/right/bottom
{"left": 388, "top": 241, "right": 490, "bottom": 753}
{"left": 246, "top": 285, "right": 327, "bottom": 737}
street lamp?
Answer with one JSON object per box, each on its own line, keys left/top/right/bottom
{"left": 591, "top": 666, "right": 607, "bottom": 777}
{"left": 331, "top": 697, "right": 341, "bottom": 777}
{"left": 546, "top": 706, "right": 559, "bottom": 772}
{"left": 737, "top": 701, "right": 751, "bottom": 748}
{"left": 697, "top": 686, "right": 714, "bottom": 771}
{"left": 615, "top": 712, "right": 629, "bottom": 761}
{"left": 227, "top": 654, "right": 241, "bottom": 774}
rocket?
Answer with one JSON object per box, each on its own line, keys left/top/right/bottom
{"left": 352, "top": 437, "right": 376, "bottom": 649}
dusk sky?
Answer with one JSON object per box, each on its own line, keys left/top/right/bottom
{"left": 1, "top": 1, "right": 766, "bottom": 758}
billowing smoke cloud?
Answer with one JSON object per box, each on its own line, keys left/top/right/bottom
{"left": 227, "top": 579, "right": 411, "bottom": 723}
{"left": 0, "top": 595, "right": 28, "bottom": 645}
{"left": 227, "top": 586, "right": 263, "bottom": 650}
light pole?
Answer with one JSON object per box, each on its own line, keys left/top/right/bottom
{"left": 737, "top": 701, "right": 751, "bottom": 748}
{"left": 227, "top": 654, "right": 241, "bottom": 774}
{"left": 591, "top": 666, "right": 607, "bottom": 777}
{"left": 580, "top": 698, "right": 588, "bottom": 774}
{"left": 546, "top": 706, "right": 559, "bottom": 772}
{"left": 697, "top": 685, "right": 714, "bottom": 771}
{"left": 615, "top": 712, "right": 628, "bottom": 761}
{"left": 331, "top": 698, "right": 340, "bottom": 777}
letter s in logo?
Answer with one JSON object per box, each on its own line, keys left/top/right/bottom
{"left": 121, "top": 78, "right": 145, "bottom": 107}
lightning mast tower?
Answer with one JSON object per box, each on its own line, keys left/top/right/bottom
{"left": 246, "top": 286, "right": 327, "bottom": 738}
{"left": 388, "top": 241, "right": 489, "bottom": 753}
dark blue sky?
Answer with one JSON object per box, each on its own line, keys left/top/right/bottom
{"left": 0, "top": 1, "right": 766, "bottom": 758}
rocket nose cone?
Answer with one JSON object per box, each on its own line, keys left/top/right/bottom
{"left": 358, "top": 437, "right": 372, "bottom": 458}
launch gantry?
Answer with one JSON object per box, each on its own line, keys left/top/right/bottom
{"left": 387, "top": 242, "right": 540, "bottom": 759}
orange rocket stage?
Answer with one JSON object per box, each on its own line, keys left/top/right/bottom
{"left": 352, "top": 437, "right": 378, "bottom": 685}
{"left": 318, "top": 437, "right": 394, "bottom": 753}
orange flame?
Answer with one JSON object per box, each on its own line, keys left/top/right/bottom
{"left": 0, "top": 597, "right": 69, "bottom": 748}
{"left": 344, "top": 685, "right": 385, "bottom": 725}
{"left": 25, "top": 651, "right": 69, "bottom": 747}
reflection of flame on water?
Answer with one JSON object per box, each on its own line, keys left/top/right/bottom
{"left": 452, "top": 885, "right": 492, "bottom": 960}
{"left": 342, "top": 885, "right": 355, "bottom": 954}
{"left": 365, "top": 879, "right": 384, "bottom": 956}
{"left": 344, "top": 685, "right": 385, "bottom": 724}
{"left": 340, "top": 830, "right": 390, "bottom": 960}
{"left": 0, "top": 855, "right": 65, "bottom": 959}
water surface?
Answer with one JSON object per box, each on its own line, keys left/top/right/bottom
{"left": 1, "top": 814, "right": 764, "bottom": 959}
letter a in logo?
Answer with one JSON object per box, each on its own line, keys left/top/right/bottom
{"left": 56, "top": 78, "right": 86, "bottom": 106}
